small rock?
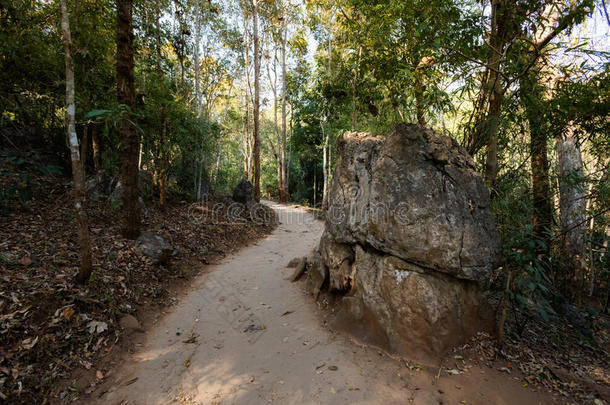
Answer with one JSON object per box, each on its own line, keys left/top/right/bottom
{"left": 135, "top": 232, "right": 172, "bottom": 265}
{"left": 289, "top": 257, "right": 307, "bottom": 282}
{"left": 119, "top": 314, "right": 142, "bottom": 332}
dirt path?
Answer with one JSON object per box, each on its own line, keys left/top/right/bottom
{"left": 95, "top": 203, "right": 557, "bottom": 405}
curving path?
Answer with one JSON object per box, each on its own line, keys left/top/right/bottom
{"left": 95, "top": 203, "right": 554, "bottom": 405}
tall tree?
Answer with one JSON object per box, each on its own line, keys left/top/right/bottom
{"left": 252, "top": 0, "right": 261, "bottom": 201}
{"left": 279, "top": 13, "right": 289, "bottom": 202}
{"left": 155, "top": 0, "right": 168, "bottom": 209}
{"left": 117, "top": 0, "right": 141, "bottom": 238}
{"left": 60, "top": 0, "right": 93, "bottom": 284}
{"left": 242, "top": 10, "right": 253, "bottom": 180}
{"left": 557, "top": 128, "right": 587, "bottom": 299}
{"left": 521, "top": 72, "right": 553, "bottom": 257}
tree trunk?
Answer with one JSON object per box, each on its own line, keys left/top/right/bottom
{"left": 466, "top": 0, "right": 512, "bottom": 191}
{"left": 117, "top": 0, "right": 141, "bottom": 238}
{"left": 280, "top": 19, "right": 289, "bottom": 202}
{"left": 351, "top": 46, "right": 362, "bottom": 131}
{"left": 252, "top": 0, "right": 261, "bottom": 202}
{"left": 159, "top": 107, "right": 167, "bottom": 208}
{"left": 242, "top": 12, "right": 252, "bottom": 180}
{"left": 322, "top": 125, "right": 329, "bottom": 210}
{"left": 194, "top": 7, "right": 201, "bottom": 116}
{"left": 60, "top": 0, "right": 93, "bottom": 284}
{"left": 521, "top": 73, "right": 553, "bottom": 257}
{"left": 92, "top": 125, "right": 101, "bottom": 172}
{"left": 414, "top": 73, "right": 425, "bottom": 126}
{"left": 81, "top": 126, "right": 88, "bottom": 173}
{"left": 313, "top": 163, "right": 317, "bottom": 208}
{"left": 268, "top": 47, "right": 282, "bottom": 200}
{"left": 557, "top": 130, "right": 587, "bottom": 300}
{"left": 154, "top": 0, "right": 168, "bottom": 209}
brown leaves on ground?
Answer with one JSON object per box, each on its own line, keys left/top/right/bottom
{"left": 0, "top": 176, "right": 276, "bottom": 403}
{"left": 459, "top": 318, "right": 610, "bottom": 404}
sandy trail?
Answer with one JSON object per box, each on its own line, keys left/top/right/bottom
{"left": 96, "top": 203, "right": 553, "bottom": 405}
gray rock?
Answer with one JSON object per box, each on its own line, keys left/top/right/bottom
{"left": 86, "top": 170, "right": 116, "bottom": 200}
{"left": 289, "top": 257, "right": 308, "bottom": 282}
{"left": 314, "top": 124, "right": 501, "bottom": 356}
{"left": 325, "top": 123, "right": 501, "bottom": 281}
{"left": 232, "top": 179, "right": 254, "bottom": 204}
{"left": 305, "top": 252, "right": 328, "bottom": 300}
{"left": 135, "top": 232, "right": 172, "bottom": 265}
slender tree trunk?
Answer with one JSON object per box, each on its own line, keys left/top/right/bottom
{"left": 322, "top": 124, "right": 329, "bottom": 210}
{"left": 280, "top": 19, "right": 289, "bottom": 202}
{"left": 159, "top": 110, "right": 167, "bottom": 207}
{"left": 414, "top": 73, "right": 426, "bottom": 126}
{"left": 155, "top": 0, "right": 167, "bottom": 209}
{"left": 61, "top": 0, "right": 93, "bottom": 284}
{"left": 81, "top": 126, "right": 88, "bottom": 173}
{"left": 268, "top": 47, "right": 282, "bottom": 199}
{"left": 313, "top": 163, "right": 317, "bottom": 208}
{"left": 92, "top": 125, "right": 101, "bottom": 172}
{"left": 557, "top": 130, "right": 587, "bottom": 300}
{"left": 351, "top": 46, "right": 362, "bottom": 131}
{"left": 287, "top": 107, "right": 293, "bottom": 187}
{"left": 242, "top": 12, "right": 252, "bottom": 180}
{"left": 466, "top": 0, "right": 511, "bottom": 191}
{"left": 117, "top": 0, "right": 141, "bottom": 238}
{"left": 194, "top": 4, "right": 203, "bottom": 197}
{"left": 252, "top": 0, "right": 261, "bottom": 202}
{"left": 194, "top": 7, "right": 201, "bottom": 116}
{"left": 521, "top": 73, "right": 553, "bottom": 257}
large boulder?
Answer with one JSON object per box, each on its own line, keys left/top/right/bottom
{"left": 232, "top": 179, "right": 254, "bottom": 204}
{"left": 308, "top": 123, "right": 501, "bottom": 356}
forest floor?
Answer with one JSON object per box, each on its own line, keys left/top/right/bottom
{"left": 75, "top": 202, "right": 584, "bottom": 405}
{"left": 0, "top": 159, "right": 276, "bottom": 403}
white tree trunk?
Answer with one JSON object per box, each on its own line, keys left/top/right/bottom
{"left": 60, "top": 0, "right": 92, "bottom": 284}
{"left": 557, "top": 130, "right": 587, "bottom": 296}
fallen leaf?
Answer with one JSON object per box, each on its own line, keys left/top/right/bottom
{"left": 328, "top": 365, "right": 338, "bottom": 371}
{"left": 183, "top": 334, "right": 199, "bottom": 344}
{"left": 21, "top": 336, "right": 38, "bottom": 350}
{"left": 63, "top": 306, "right": 75, "bottom": 321}
{"left": 185, "top": 360, "right": 191, "bottom": 368}
{"left": 330, "top": 387, "right": 336, "bottom": 394}
{"left": 124, "top": 377, "right": 138, "bottom": 386}
{"left": 87, "top": 321, "right": 108, "bottom": 334}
